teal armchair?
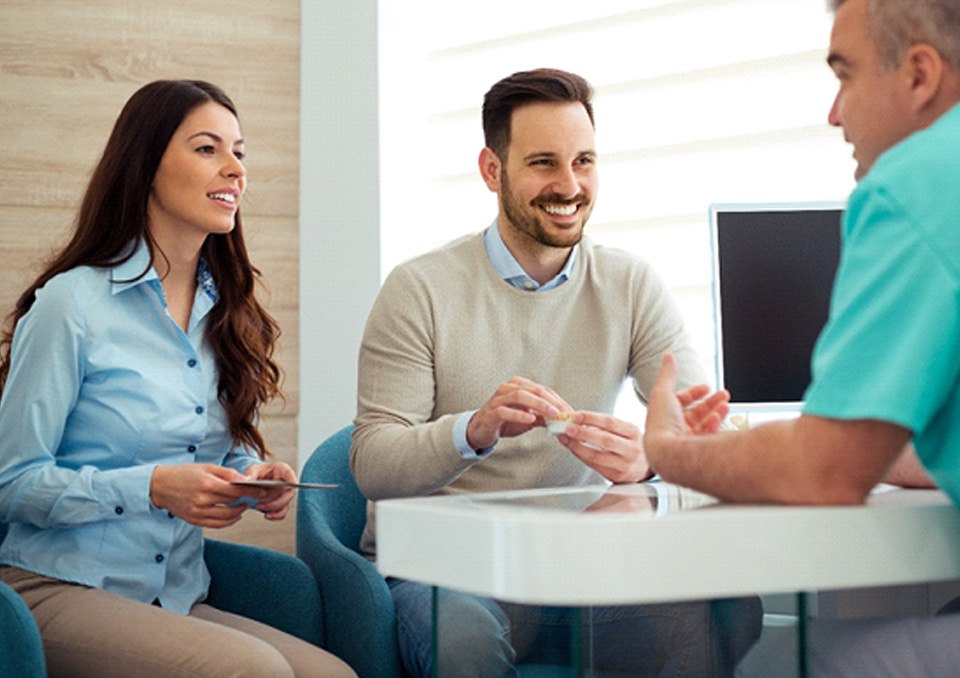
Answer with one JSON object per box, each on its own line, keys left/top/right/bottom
{"left": 296, "top": 424, "right": 402, "bottom": 678}
{"left": 0, "top": 578, "right": 44, "bottom": 678}
{"left": 202, "top": 538, "right": 324, "bottom": 646}
{"left": 295, "top": 425, "right": 573, "bottom": 678}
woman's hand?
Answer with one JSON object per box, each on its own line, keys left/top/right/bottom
{"left": 149, "top": 463, "right": 249, "bottom": 528}
{"left": 241, "top": 462, "right": 298, "bottom": 520}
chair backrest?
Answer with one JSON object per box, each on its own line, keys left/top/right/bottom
{"left": 297, "top": 425, "right": 402, "bottom": 677}
{"left": 298, "top": 424, "right": 367, "bottom": 553}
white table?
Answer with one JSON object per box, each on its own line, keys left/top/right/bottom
{"left": 376, "top": 482, "right": 960, "bottom": 607}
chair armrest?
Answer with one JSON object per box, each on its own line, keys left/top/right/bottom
{"left": 297, "top": 511, "right": 401, "bottom": 677}
{"left": 0, "top": 580, "right": 46, "bottom": 678}
{"left": 203, "top": 538, "right": 323, "bottom": 647}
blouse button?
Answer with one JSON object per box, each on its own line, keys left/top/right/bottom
{"left": 187, "top": 359, "right": 197, "bottom": 368}
{"left": 155, "top": 554, "right": 165, "bottom": 563}
{"left": 114, "top": 506, "right": 124, "bottom": 515}
{"left": 187, "top": 445, "right": 197, "bottom": 453}
{"left": 195, "top": 406, "right": 204, "bottom": 415}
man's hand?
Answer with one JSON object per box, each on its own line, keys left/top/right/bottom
{"left": 558, "top": 412, "right": 650, "bottom": 483}
{"left": 466, "top": 376, "right": 572, "bottom": 451}
{"left": 560, "top": 355, "right": 730, "bottom": 483}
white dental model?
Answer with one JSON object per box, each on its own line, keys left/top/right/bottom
{"left": 545, "top": 412, "right": 574, "bottom": 436}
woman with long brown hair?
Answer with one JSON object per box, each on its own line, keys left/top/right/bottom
{"left": 0, "top": 80, "right": 354, "bottom": 677}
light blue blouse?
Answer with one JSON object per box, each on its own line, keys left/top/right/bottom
{"left": 0, "top": 240, "right": 257, "bottom": 613}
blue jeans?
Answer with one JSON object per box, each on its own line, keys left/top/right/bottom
{"left": 388, "top": 578, "right": 761, "bottom": 677}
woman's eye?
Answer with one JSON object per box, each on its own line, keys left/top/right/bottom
{"left": 196, "top": 145, "right": 215, "bottom": 154}
{"left": 234, "top": 151, "right": 246, "bottom": 161}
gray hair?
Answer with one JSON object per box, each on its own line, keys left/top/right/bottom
{"left": 830, "top": 0, "right": 960, "bottom": 71}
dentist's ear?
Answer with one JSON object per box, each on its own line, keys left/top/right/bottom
{"left": 903, "top": 43, "right": 944, "bottom": 114}
{"left": 478, "top": 147, "right": 502, "bottom": 193}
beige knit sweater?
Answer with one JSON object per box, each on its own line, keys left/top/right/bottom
{"left": 352, "top": 232, "right": 705, "bottom": 557}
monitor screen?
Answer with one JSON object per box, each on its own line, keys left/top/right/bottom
{"left": 710, "top": 203, "right": 844, "bottom": 411}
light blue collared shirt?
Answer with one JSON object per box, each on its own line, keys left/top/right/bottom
{"left": 483, "top": 220, "right": 578, "bottom": 292}
{"left": 452, "top": 221, "right": 579, "bottom": 456}
{"left": 0, "top": 240, "right": 256, "bottom": 613}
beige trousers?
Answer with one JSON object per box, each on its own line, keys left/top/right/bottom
{"left": 0, "top": 566, "right": 356, "bottom": 678}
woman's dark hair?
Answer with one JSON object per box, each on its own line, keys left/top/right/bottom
{"left": 482, "top": 68, "right": 595, "bottom": 160}
{"left": 0, "top": 79, "right": 282, "bottom": 458}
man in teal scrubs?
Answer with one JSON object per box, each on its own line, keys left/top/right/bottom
{"left": 626, "top": 0, "right": 960, "bottom": 672}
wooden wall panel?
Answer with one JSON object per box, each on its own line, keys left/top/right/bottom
{"left": 1, "top": 0, "right": 300, "bottom": 553}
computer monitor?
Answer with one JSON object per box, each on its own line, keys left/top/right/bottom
{"left": 710, "top": 203, "right": 844, "bottom": 412}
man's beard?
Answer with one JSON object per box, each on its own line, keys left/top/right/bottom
{"left": 500, "top": 168, "right": 591, "bottom": 249}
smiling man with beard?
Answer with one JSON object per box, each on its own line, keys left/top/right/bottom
{"left": 350, "top": 68, "right": 761, "bottom": 676}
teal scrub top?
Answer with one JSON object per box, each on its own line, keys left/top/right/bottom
{"left": 803, "top": 103, "right": 960, "bottom": 506}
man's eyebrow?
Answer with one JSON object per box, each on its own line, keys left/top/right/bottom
{"left": 187, "top": 131, "right": 244, "bottom": 146}
{"left": 522, "top": 150, "right": 596, "bottom": 162}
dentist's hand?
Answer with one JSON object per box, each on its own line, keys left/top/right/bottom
{"left": 644, "top": 353, "right": 730, "bottom": 466}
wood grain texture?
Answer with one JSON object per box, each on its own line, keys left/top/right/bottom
{"left": 1, "top": 0, "right": 300, "bottom": 552}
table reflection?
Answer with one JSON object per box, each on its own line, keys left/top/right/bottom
{"left": 464, "top": 481, "right": 718, "bottom": 516}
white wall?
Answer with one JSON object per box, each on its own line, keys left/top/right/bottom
{"left": 299, "top": 0, "right": 381, "bottom": 464}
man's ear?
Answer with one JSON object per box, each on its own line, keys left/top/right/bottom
{"left": 904, "top": 43, "right": 944, "bottom": 113}
{"left": 478, "top": 147, "right": 502, "bottom": 193}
